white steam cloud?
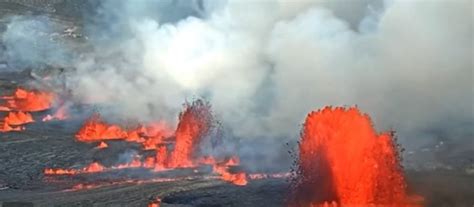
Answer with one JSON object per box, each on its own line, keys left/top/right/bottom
{"left": 2, "top": 0, "right": 472, "bottom": 157}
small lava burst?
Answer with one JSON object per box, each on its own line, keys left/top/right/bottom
{"left": 82, "top": 162, "right": 105, "bottom": 173}
{"left": 44, "top": 162, "right": 105, "bottom": 175}
{"left": 95, "top": 141, "right": 108, "bottom": 149}
{"left": 289, "top": 106, "right": 422, "bottom": 207}
{"left": 75, "top": 113, "right": 128, "bottom": 141}
{"left": 0, "top": 88, "right": 55, "bottom": 112}
{"left": 0, "top": 88, "right": 56, "bottom": 133}
{"left": 0, "top": 88, "right": 55, "bottom": 132}
{"left": 75, "top": 113, "right": 173, "bottom": 148}
{"left": 3, "top": 111, "right": 34, "bottom": 126}
{"left": 42, "top": 104, "right": 69, "bottom": 121}
{"left": 0, "top": 122, "right": 24, "bottom": 132}
{"left": 212, "top": 156, "right": 248, "bottom": 186}
{"left": 0, "top": 111, "right": 34, "bottom": 132}
{"left": 148, "top": 198, "right": 161, "bottom": 207}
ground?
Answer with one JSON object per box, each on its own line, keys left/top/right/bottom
{"left": 0, "top": 1, "right": 473, "bottom": 207}
{"left": 0, "top": 70, "right": 472, "bottom": 207}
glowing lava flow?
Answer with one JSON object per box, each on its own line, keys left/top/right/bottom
{"left": 211, "top": 157, "right": 248, "bottom": 186}
{"left": 75, "top": 113, "right": 173, "bottom": 149}
{"left": 148, "top": 198, "right": 161, "bottom": 207}
{"left": 0, "top": 87, "right": 57, "bottom": 132}
{"left": 0, "top": 111, "right": 34, "bottom": 132}
{"left": 96, "top": 141, "right": 108, "bottom": 149}
{"left": 0, "top": 88, "right": 54, "bottom": 112}
{"left": 75, "top": 113, "right": 128, "bottom": 141}
{"left": 47, "top": 100, "right": 248, "bottom": 186}
{"left": 290, "top": 106, "right": 421, "bottom": 207}
{"left": 44, "top": 162, "right": 105, "bottom": 175}
{"left": 0, "top": 111, "right": 35, "bottom": 132}
{"left": 3, "top": 111, "right": 34, "bottom": 126}
{"left": 0, "top": 122, "right": 23, "bottom": 132}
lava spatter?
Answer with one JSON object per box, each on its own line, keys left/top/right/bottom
{"left": 75, "top": 113, "right": 128, "bottom": 141}
{"left": 46, "top": 99, "right": 247, "bottom": 186}
{"left": 167, "top": 100, "right": 213, "bottom": 168}
{"left": 0, "top": 88, "right": 55, "bottom": 112}
{"left": 290, "top": 106, "right": 420, "bottom": 206}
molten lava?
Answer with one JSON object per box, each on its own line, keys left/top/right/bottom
{"left": 0, "top": 111, "right": 34, "bottom": 132}
{"left": 83, "top": 162, "right": 105, "bottom": 173}
{"left": 153, "top": 145, "right": 168, "bottom": 171}
{"left": 46, "top": 100, "right": 247, "bottom": 186}
{"left": 0, "top": 88, "right": 63, "bottom": 133}
{"left": 75, "top": 113, "right": 128, "bottom": 141}
{"left": 167, "top": 100, "right": 213, "bottom": 168}
{"left": 213, "top": 164, "right": 247, "bottom": 186}
{"left": 290, "top": 106, "right": 418, "bottom": 206}
{"left": 0, "top": 88, "right": 54, "bottom": 112}
{"left": 114, "top": 157, "right": 143, "bottom": 169}
{"left": 75, "top": 114, "right": 173, "bottom": 150}
{"left": 44, "top": 162, "right": 106, "bottom": 175}
{"left": 42, "top": 104, "right": 69, "bottom": 121}
{"left": 0, "top": 122, "right": 24, "bottom": 132}
{"left": 148, "top": 198, "right": 161, "bottom": 207}
{"left": 96, "top": 141, "right": 108, "bottom": 149}
{"left": 3, "top": 111, "right": 34, "bottom": 126}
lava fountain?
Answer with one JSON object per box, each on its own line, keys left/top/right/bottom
{"left": 290, "top": 106, "right": 420, "bottom": 206}
{"left": 45, "top": 99, "right": 247, "bottom": 186}
{"left": 167, "top": 99, "right": 213, "bottom": 168}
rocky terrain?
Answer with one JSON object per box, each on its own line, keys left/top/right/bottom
{"left": 0, "top": 1, "right": 473, "bottom": 207}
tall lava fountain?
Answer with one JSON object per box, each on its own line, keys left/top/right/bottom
{"left": 290, "top": 107, "right": 415, "bottom": 206}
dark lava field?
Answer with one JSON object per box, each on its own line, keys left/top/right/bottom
{"left": 0, "top": 1, "right": 473, "bottom": 207}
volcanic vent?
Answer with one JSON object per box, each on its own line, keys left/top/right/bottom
{"left": 289, "top": 106, "right": 422, "bottom": 207}
{"left": 44, "top": 99, "right": 249, "bottom": 186}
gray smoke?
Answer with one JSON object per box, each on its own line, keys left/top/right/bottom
{"left": 1, "top": 0, "right": 472, "bottom": 169}
{"left": 1, "top": 15, "right": 71, "bottom": 70}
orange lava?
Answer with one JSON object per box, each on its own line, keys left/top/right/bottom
{"left": 131, "top": 122, "right": 172, "bottom": 150}
{"left": 290, "top": 106, "right": 421, "bottom": 206}
{"left": 0, "top": 111, "right": 34, "bottom": 132}
{"left": 44, "top": 162, "right": 105, "bottom": 175}
{"left": 44, "top": 168, "right": 77, "bottom": 175}
{"left": 200, "top": 156, "right": 248, "bottom": 185}
{"left": 75, "top": 113, "right": 128, "bottom": 141}
{"left": 47, "top": 100, "right": 247, "bottom": 186}
{"left": 148, "top": 198, "right": 161, "bottom": 207}
{"left": 0, "top": 88, "right": 54, "bottom": 112}
{"left": 79, "top": 162, "right": 105, "bottom": 173}
{"left": 96, "top": 141, "right": 108, "bottom": 149}
{"left": 42, "top": 104, "right": 69, "bottom": 121}
{"left": 75, "top": 114, "right": 173, "bottom": 150}
{"left": 0, "top": 88, "right": 61, "bottom": 133}
{"left": 114, "top": 157, "right": 143, "bottom": 169}
{"left": 143, "top": 156, "right": 156, "bottom": 169}
{"left": 153, "top": 145, "right": 168, "bottom": 171}
{"left": 213, "top": 164, "right": 247, "bottom": 186}
{"left": 63, "top": 177, "right": 195, "bottom": 192}
{"left": 3, "top": 111, "right": 34, "bottom": 125}
{"left": 0, "top": 122, "right": 24, "bottom": 132}
{"left": 148, "top": 203, "right": 159, "bottom": 207}
{"left": 167, "top": 100, "right": 213, "bottom": 168}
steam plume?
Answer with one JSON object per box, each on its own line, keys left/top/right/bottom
{"left": 1, "top": 0, "right": 472, "bottom": 168}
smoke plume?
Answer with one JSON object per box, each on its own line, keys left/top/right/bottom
{"left": 1, "top": 0, "right": 472, "bottom": 169}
